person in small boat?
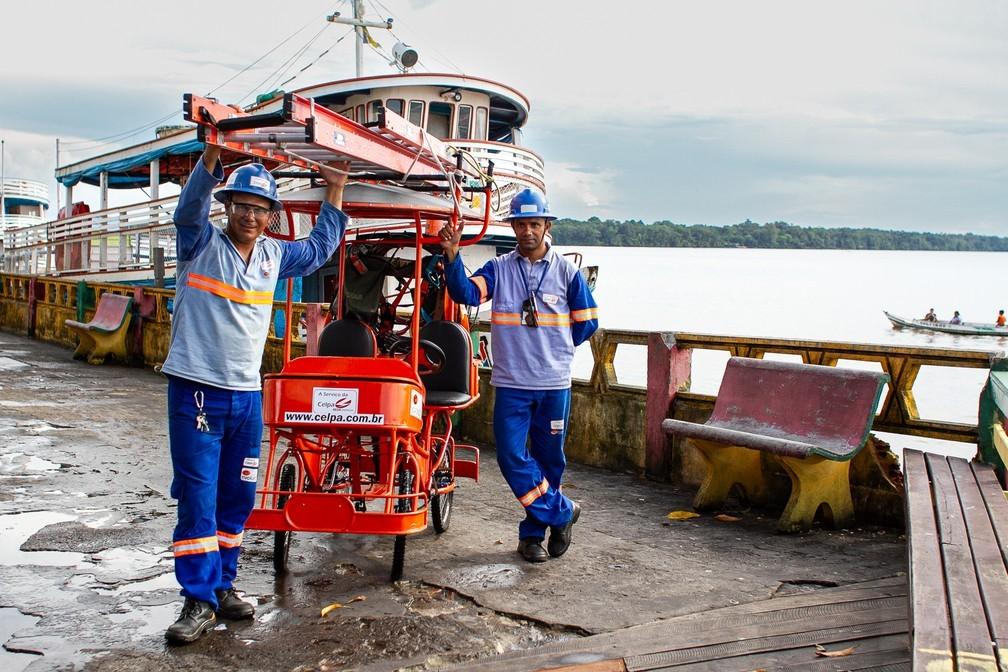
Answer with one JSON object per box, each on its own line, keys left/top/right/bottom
{"left": 923, "top": 308, "right": 938, "bottom": 322}
{"left": 997, "top": 310, "right": 1006, "bottom": 327}
{"left": 438, "top": 188, "right": 598, "bottom": 564}
{"left": 160, "top": 146, "right": 349, "bottom": 645}
{"left": 950, "top": 310, "right": 962, "bottom": 325}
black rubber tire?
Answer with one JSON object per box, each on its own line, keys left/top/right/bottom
{"left": 273, "top": 463, "right": 296, "bottom": 575}
{"left": 390, "top": 534, "right": 406, "bottom": 582}
{"left": 431, "top": 490, "right": 453, "bottom": 533}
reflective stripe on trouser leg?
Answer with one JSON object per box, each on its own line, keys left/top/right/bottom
{"left": 216, "top": 389, "right": 262, "bottom": 589}
{"left": 493, "top": 387, "right": 574, "bottom": 540}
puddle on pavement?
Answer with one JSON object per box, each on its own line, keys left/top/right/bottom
{"left": 0, "top": 608, "right": 42, "bottom": 671}
{"left": 0, "top": 512, "right": 84, "bottom": 566}
{"left": 443, "top": 563, "right": 525, "bottom": 590}
{"left": 0, "top": 357, "right": 28, "bottom": 372}
{"left": 106, "top": 601, "right": 180, "bottom": 640}
{"left": 89, "top": 571, "right": 178, "bottom": 596}
{"left": 0, "top": 452, "right": 60, "bottom": 475}
{"left": 83, "top": 547, "right": 171, "bottom": 576}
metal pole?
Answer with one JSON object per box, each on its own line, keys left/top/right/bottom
{"left": 354, "top": 0, "right": 364, "bottom": 78}
{"left": 55, "top": 137, "right": 60, "bottom": 215}
{"left": 1, "top": 138, "right": 6, "bottom": 232}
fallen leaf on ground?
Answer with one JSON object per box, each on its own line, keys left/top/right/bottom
{"left": 320, "top": 602, "right": 342, "bottom": 617}
{"left": 715, "top": 514, "right": 742, "bottom": 522}
{"left": 666, "top": 510, "right": 700, "bottom": 521}
{"left": 814, "top": 644, "right": 855, "bottom": 657}
{"left": 348, "top": 595, "right": 366, "bottom": 603}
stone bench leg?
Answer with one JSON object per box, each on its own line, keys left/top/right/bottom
{"left": 690, "top": 440, "right": 768, "bottom": 511}
{"left": 70, "top": 329, "right": 97, "bottom": 361}
{"left": 773, "top": 454, "right": 854, "bottom": 533}
{"left": 84, "top": 317, "right": 132, "bottom": 365}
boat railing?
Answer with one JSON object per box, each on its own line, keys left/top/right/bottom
{"left": 1, "top": 178, "right": 50, "bottom": 204}
{"left": 0, "top": 178, "right": 311, "bottom": 277}
{"left": 1, "top": 214, "right": 48, "bottom": 231}
{"left": 452, "top": 141, "right": 546, "bottom": 194}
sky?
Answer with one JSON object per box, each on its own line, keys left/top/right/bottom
{"left": 1, "top": 0, "right": 1006, "bottom": 234}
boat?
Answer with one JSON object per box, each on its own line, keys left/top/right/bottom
{"left": 0, "top": 8, "right": 547, "bottom": 293}
{"left": 884, "top": 310, "right": 1008, "bottom": 337}
{"left": 0, "top": 178, "right": 49, "bottom": 233}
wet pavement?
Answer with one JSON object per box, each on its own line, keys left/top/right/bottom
{"left": 0, "top": 330, "right": 907, "bottom": 671}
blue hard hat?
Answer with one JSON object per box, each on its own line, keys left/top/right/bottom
{"left": 214, "top": 163, "right": 282, "bottom": 211}
{"left": 506, "top": 188, "right": 556, "bottom": 221}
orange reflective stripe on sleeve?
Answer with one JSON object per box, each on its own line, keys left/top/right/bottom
{"left": 217, "top": 530, "right": 244, "bottom": 549}
{"left": 187, "top": 273, "right": 275, "bottom": 305}
{"left": 471, "top": 276, "right": 489, "bottom": 303}
{"left": 173, "top": 535, "right": 219, "bottom": 557}
{"left": 571, "top": 307, "right": 599, "bottom": 322}
{"left": 517, "top": 478, "right": 550, "bottom": 507}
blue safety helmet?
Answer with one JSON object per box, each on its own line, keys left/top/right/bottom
{"left": 214, "top": 163, "right": 283, "bottom": 211}
{"left": 505, "top": 188, "right": 556, "bottom": 221}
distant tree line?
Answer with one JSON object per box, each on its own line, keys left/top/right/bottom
{"left": 550, "top": 218, "right": 1008, "bottom": 251}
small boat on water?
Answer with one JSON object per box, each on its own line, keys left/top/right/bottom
{"left": 884, "top": 310, "right": 1008, "bottom": 337}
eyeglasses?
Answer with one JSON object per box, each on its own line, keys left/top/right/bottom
{"left": 231, "top": 202, "right": 271, "bottom": 219}
{"left": 521, "top": 295, "right": 539, "bottom": 328}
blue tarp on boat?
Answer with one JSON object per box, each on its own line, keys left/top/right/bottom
{"left": 57, "top": 140, "right": 205, "bottom": 188}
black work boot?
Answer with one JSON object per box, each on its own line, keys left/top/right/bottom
{"left": 165, "top": 597, "right": 216, "bottom": 644}
{"left": 215, "top": 588, "right": 255, "bottom": 620}
{"left": 547, "top": 501, "right": 581, "bottom": 558}
{"left": 516, "top": 538, "right": 549, "bottom": 563}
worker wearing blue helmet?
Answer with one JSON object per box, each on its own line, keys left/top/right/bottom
{"left": 439, "top": 187, "right": 599, "bottom": 563}
{"left": 161, "top": 147, "right": 350, "bottom": 644}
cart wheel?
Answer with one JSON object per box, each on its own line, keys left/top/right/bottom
{"left": 390, "top": 534, "right": 406, "bottom": 582}
{"left": 431, "top": 489, "right": 453, "bottom": 533}
{"left": 273, "top": 463, "right": 296, "bottom": 575}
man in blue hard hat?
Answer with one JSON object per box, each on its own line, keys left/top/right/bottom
{"left": 438, "top": 187, "right": 598, "bottom": 563}
{"left": 160, "top": 145, "right": 350, "bottom": 644}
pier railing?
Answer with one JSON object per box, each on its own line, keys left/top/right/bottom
{"left": 1, "top": 273, "right": 1001, "bottom": 482}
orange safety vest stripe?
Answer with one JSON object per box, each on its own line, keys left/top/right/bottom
{"left": 187, "top": 273, "right": 275, "bottom": 305}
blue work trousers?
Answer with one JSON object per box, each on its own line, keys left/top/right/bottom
{"left": 493, "top": 386, "right": 576, "bottom": 540}
{"left": 167, "top": 376, "right": 261, "bottom": 607}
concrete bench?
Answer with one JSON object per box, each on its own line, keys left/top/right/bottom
{"left": 662, "top": 357, "right": 888, "bottom": 532}
{"left": 903, "top": 449, "right": 1008, "bottom": 672}
{"left": 64, "top": 293, "right": 133, "bottom": 365}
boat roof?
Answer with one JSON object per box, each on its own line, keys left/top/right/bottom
{"left": 289, "top": 72, "right": 530, "bottom": 129}
{"left": 55, "top": 74, "right": 531, "bottom": 189}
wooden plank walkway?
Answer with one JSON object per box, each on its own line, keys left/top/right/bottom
{"left": 445, "top": 576, "right": 909, "bottom": 671}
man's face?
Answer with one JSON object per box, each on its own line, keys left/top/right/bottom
{"left": 225, "top": 195, "right": 273, "bottom": 247}
{"left": 511, "top": 217, "right": 551, "bottom": 255}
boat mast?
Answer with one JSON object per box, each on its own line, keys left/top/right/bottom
{"left": 327, "top": 1, "right": 393, "bottom": 78}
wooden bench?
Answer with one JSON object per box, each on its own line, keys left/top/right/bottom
{"left": 64, "top": 293, "right": 133, "bottom": 365}
{"left": 904, "top": 449, "right": 1008, "bottom": 672}
{"left": 662, "top": 356, "right": 888, "bottom": 532}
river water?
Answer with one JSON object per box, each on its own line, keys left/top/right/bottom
{"left": 558, "top": 247, "right": 1008, "bottom": 458}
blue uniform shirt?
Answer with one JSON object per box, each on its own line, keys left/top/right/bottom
{"left": 444, "top": 246, "right": 598, "bottom": 390}
{"left": 161, "top": 160, "right": 347, "bottom": 390}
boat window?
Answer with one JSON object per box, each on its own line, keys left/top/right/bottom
{"left": 386, "top": 98, "right": 405, "bottom": 116}
{"left": 475, "top": 107, "right": 488, "bottom": 140}
{"left": 427, "top": 102, "right": 453, "bottom": 140}
{"left": 367, "top": 100, "right": 382, "bottom": 123}
{"left": 456, "top": 105, "right": 473, "bottom": 140}
{"left": 339, "top": 108, "right": 354, "bottom": 121}
{"left": 408, "top": 100, "right": 424, "bottom": 127}
{"left": 355, "top": 104, "right": 365, "bottom": 125}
